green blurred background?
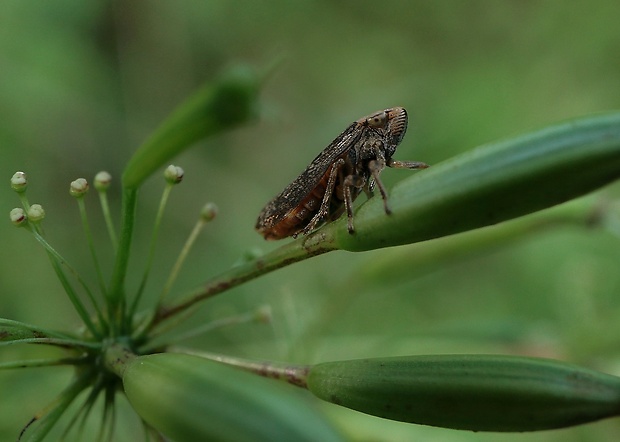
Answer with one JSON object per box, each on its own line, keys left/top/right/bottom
{"left": 2, "top": 1, "right": 620, "bottom": 440}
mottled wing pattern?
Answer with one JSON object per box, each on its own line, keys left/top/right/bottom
{"left": 256, "top": 121, "right": 365, "bottom": 229}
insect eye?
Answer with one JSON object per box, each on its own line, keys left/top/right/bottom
{"left": 367, "top": 112, "right": 388, "bottom": 128}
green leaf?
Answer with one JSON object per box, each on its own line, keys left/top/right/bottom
{"left": 122, "top": 65, "right": 261, "bottom": 189}
{"left": 349, "top": 197, "right": 599, "bottom": 290}
{"left": 19, "top": 370, "right": 94, "bottom": 441}
{"left": 320, "top": 112, "right": 620, "bottom": 251}
{"left": 307, "top": 355, "right": 620, "bottom": 432}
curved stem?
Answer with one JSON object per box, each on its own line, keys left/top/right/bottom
{"left": 151, "top": 230, "right": 337, "bottom": 328}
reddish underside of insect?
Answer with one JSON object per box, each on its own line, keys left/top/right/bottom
{"left": 256, "top": 107, "right": 428, "bottom": 240}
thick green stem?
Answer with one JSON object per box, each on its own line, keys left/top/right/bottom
{"left": 104, "top": 342, "right": 137, "bottom": 378}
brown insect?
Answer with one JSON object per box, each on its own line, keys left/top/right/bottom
{"left": 256, "top": 107, "right": 428, "bottom": 240}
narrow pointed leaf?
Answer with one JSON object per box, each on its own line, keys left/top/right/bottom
{"left": 123, "top": 65, "right": 261, "bottom": 189}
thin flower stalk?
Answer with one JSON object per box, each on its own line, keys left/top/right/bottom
{"left": 75, "top": 195, "right": 108, "bottom": 298}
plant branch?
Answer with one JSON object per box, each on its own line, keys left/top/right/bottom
{"left": 152, "top": 232, "right": 337, "bottom": 326}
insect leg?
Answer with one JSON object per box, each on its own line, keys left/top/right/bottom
{"left": 342, "top": 174, "right": 366, "bottom": 234}
{"left": 368, "top": 159, "right": 392, "bottom": 214}
{"left": 388, "top": 159, "right": 429, "bottom": 170}
{"left": 368, "top": 159, "right": 428, "bottom": 216}
{"left": 301, "top": 158, "right": 345, "bottom": 235}
{"left": 363, "top": 181, "right": 375, "bottom": 199}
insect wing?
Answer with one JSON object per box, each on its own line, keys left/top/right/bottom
{"left": 256, "top": 121, "right": 364, "bottom": 229}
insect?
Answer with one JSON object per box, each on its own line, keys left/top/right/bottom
{"left": 256, "top": 107, "right": 428, "bottom": 240}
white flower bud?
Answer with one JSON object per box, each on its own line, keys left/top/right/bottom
{"left": 11, "top": 171, "right": 28, "bottom": 193}
{"left": 94, "top": 171, "right": 112, "bottom": 191}
{"left": 164, "top": 165, "right": 184, "bottom": 184}
{"left": 10, "top": 208, "right": 27, "bottom": 226}
{"left": 70, "top": 178, "right": 89, "bottom": 197}
{"left": 27, "top": 204, "right": 46, "bottom": 222}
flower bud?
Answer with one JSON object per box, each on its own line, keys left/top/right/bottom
{"left": 27, "top": 204, "right": 45, "bottom": 222}
{"left": 94, "top": 171, "right": 112, "bottom": 191}
{"left": 70, "top": 178, "right": 89, "bottom": 197}
{"left": 164, "top": 165, "right": 184, "bottom": 184}
{"left": 10, "top": 171, "right": 28, "bottom": 193}
{"left": 10, "top": 208, "right": 27, "bottom": 226}
{"left": 200, "top": 202, "right": 218, "bottom": 222}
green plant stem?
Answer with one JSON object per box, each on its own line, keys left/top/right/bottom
{"left": 29, "top": 229, "right": 103, "bottom": 339}
{"left": 103, "top": 343, "right": 136, "bottom": 378}
{"left": 97, "top": 387, "right": 116, "bottom": 442}
{"left": 0, "top": 357, "right": 87, "bottom": 369}
{"left": 108, "top": 187, "right": 138, "bottom": 333}
{"left": 129, "top": 183, "right": 173, "bottom": 319}
{"left": 143, "top": 309, "right": 260, "bottom": 352}
{"left": 151, "top": 230, "right": 337, "bottom": 327}
{"left": 0, "top": 318, "right": 80, "bottom": 340}
{"left": 98, "top": 190, "right": 118, "bottom": 251}
{"left": 18, "top": 192, "right": 31, "bottom": 212}
{"left": 76, "top": 197, "right": 107, "bottom": 299}
{"left": 172, "top": 348, "right": 311, "bottom": 388}
{"left": 157, "top": 213, "right": 207, "bottom": 306}
{"left": 0, "top": 337, "right": 100, "bottom": 349}
{"left": 18, "top": 369, "right": 95, "bottom": 442}
{"left": 60, "top": 377, "right": 104, "bottom": 441}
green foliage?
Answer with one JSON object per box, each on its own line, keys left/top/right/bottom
{"left": 2, "top": 2, "right": 620, "bottom": 442}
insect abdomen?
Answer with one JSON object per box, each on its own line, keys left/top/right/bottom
{"left": 257, "top": 167, "right": 342, "bottom": 240}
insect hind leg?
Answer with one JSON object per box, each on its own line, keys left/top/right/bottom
{"left": 301, "top": 158, "right": 345, "bottom": 235}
